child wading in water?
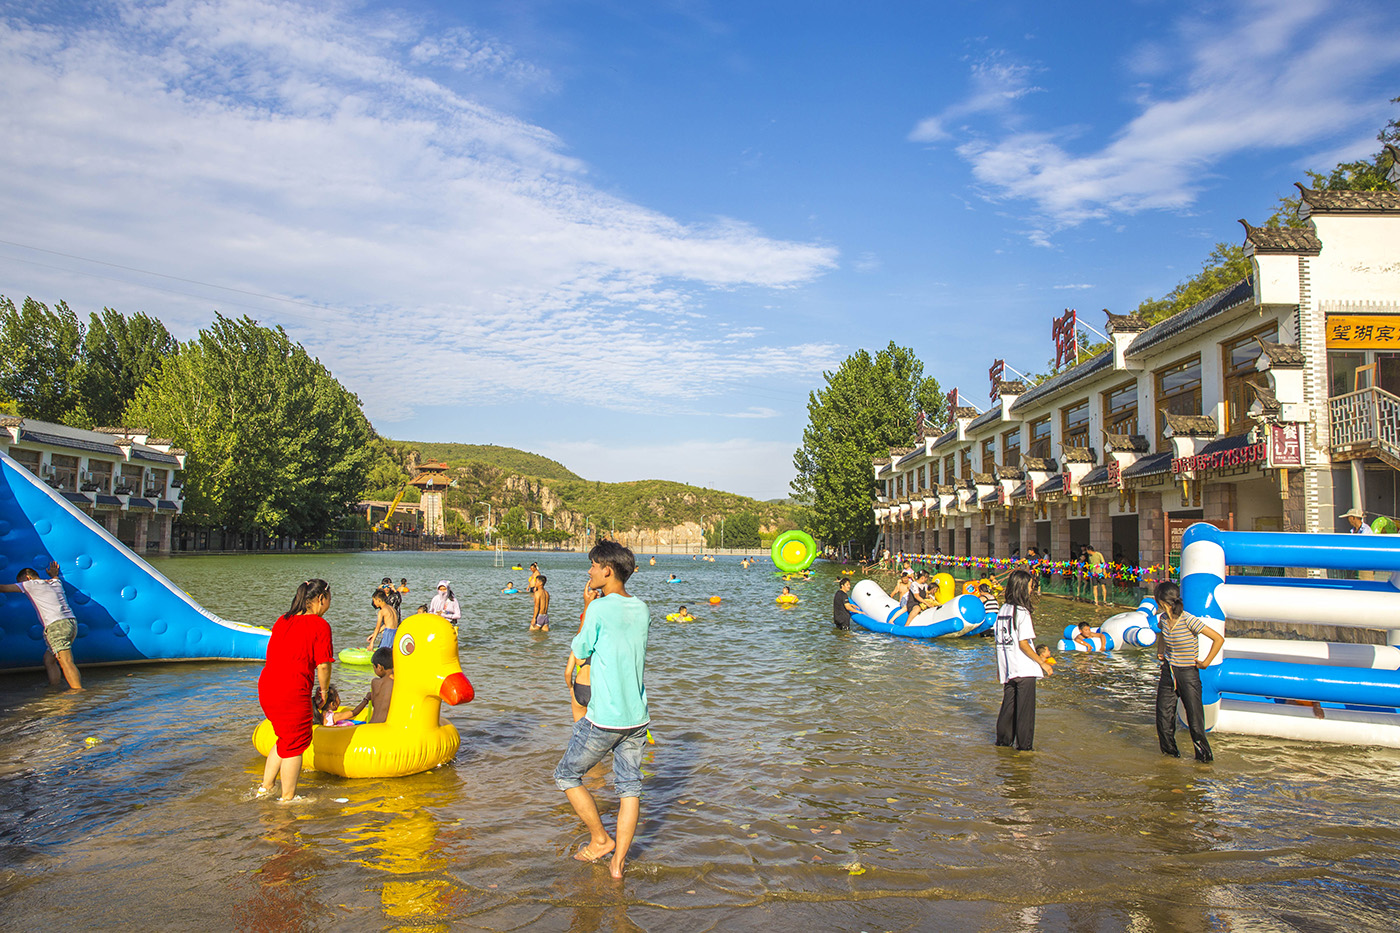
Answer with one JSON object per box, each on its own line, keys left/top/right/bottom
{"left": 350, "top": 646, "right": 395, "bottom": 724}
{"left": 0, "top": 562, "right": 82, "bottom": 689}
{"left": 530, "top": 575, "right": 550, "bottom": 632}
{"left": 993, "top": 569, "right": 1052, "bottom": 750}
{"left": 554, "top": 540, "right": 650, "bottom": 880}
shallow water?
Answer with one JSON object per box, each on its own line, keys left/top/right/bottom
{"left": 2, "top": 550, "right": 1399, "bottom": 931}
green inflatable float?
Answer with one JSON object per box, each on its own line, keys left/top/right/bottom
{"left": 771, "top": 529, "right": 818, "bottom": 573}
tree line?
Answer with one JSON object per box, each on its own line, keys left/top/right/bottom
{"left": 0, "top": 301, "right": 375, "bottom": 540}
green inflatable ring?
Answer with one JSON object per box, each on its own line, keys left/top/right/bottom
{"left": 1373, "top": 515, "right": 1398, "bottom": 534}
{"left": 339, "top": 647, "right": 373, "bottom": 666}
{"left": 771, "top": 530, "right": 818, "bottom": 573}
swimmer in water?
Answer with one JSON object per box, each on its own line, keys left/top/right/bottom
{"left": 1072, "top": 621, "right": 1107, "bottom": 651}
{"left": 1037, "top": 645, "right": 1056, "bottom": 666}
{"left": 530, "top": 575, "right": 551, "bottom": 632}
{"left": 675, "top": 604, "right": 695, "bottom": 622}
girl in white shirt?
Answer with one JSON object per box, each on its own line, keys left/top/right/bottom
{"left": 993, "top": 569, "right": 1053, "bottom": 750}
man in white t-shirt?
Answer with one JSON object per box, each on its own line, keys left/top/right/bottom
{"left": 0, "top": 561, "right": 82, "bottom": 689}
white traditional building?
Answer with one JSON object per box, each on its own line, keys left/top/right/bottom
{"left": 0, "top": 418, "right": 186, "bottom": 554}
{"left": 874, "top": 156, "right": 1400, "bottom": 574}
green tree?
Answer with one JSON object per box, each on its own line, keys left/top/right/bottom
{"left": 792, "top": 342, "right": 942, "bottom": 549}
{"left": 496, "top": 505, "right": 528, "bottom": 545}
{"left": 125, "top": 314, "right": 374, "bottom": 537}
{"left": 0, "top": 296, "right": 86, "bottom": 423}
{"left": 1133, "top": 242, "right": 1253, "bottom": 325}
{"left": 77, "top": 307, "right": 175, "bottom": 427}
{"left": 705, "top": 511, "right": 761, "bottom": 548}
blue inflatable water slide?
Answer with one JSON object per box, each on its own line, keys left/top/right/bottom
{"left": 0, "top": 451, "right": 269, "bottom": 672}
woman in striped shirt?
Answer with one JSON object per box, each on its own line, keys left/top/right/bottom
{"left": 1153, "top": 581, "right": 1224, "bottom": 762}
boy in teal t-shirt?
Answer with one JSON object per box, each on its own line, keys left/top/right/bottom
{"left": 554, "top": 540, "right": 650, "bottom": 880}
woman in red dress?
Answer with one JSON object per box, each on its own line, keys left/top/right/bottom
{"left": 257, "top": 579, "right": 334, "bottom": 800}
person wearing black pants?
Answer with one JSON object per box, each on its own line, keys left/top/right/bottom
{"left": 997, "top": 676, "right": 1038, "bottom": 749}
{"left": 1151, "top": 580, "right": 1224, "bottom": 763}
{"left": 993, "top": 570, "right": 1053, "bottom": 751}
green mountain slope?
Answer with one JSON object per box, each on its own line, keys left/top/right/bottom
{"left": 547, "top": 478, "right": 792, "bottom": 531}
{"left": 394, "top": 441, "right": 580, "bottom": 481}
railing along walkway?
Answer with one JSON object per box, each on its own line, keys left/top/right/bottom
{"left": 1330, "top": 386, "right": 1400, "bottom": 464}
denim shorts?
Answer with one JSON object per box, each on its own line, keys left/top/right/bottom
{"left": 553, "top": 717, "right": 648, "bottom": 799}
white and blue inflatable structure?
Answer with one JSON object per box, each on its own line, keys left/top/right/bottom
{"left": 1057, "top": 596, "right": 1160, "bottom": 653}
{"left": 1179, "top": 522, "right": 1400, "bottom": 748}
{"left": 0, "top": 451, "right": 269, "bottom": 672}
{"left": 848, "top": 579, "right": 989, "bottom": 639}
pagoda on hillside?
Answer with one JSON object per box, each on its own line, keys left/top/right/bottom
{"left": 410, "top": 461, "right": 454, "bottom": 536}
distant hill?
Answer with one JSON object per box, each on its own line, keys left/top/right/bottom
{"left": 547, "top": 477, "right": 792, "bottom": 531}
{"left": 393, "top": 441, "right": 580, "bottom": 482}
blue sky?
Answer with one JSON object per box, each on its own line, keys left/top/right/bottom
{"left": 1, "top": 0, "right": 1397, "bottom": 499}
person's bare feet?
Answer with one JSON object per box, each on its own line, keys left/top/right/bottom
{"left": 609, "top": 853, "right": 625, "bottom": 880}
{"left": 574, "top": 839, "right": 615, "bottom": 863}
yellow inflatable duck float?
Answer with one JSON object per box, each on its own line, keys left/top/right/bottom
{"left": 253, "top": 613, "right": 474, "bottom": 778}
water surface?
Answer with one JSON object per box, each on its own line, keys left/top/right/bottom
{"left": 1, "top": 551, "right": 1398, "bottom": 931}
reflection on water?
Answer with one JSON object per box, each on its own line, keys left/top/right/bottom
{"left": 2, "top": 550, "right": 1399, "bottom": 931}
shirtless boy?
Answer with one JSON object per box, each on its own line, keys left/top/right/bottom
{"left": 530, "top": 575, "right": 551, "bottom": 632}
{"left": 350, "top": 647, "right": 394, "bottom": 723}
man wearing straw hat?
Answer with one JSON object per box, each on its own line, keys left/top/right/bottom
{"left": 1341, "top": 507, "right": 1374, "bottom": 534}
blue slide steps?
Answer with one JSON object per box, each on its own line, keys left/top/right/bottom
{"left": 0, "top": 451, "right": 269, "bottom": 671}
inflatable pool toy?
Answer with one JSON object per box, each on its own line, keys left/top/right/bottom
{"left": 847, "top": 579, "right": 988, "bottom": 639}
{"left": 253, "top": 613, "right": 473, "bottom": 777}
{"left": 771, "top": 530, "right": 818, "bottom": 573}
{"left": 1056, "top": 625, "right": 1117, "bottom": 653}
{"left": 0, "top": 451, "right": 269, "bottom": 672}
{"left": 1094, "top": 597, "right": 1159, "bottom": 649}
{"left": 511, "top": 565, "right": 523, "bottom": 570}
{"left": 708, "top": 596, "right": 722, "bottom": 605}
{"left": 929, "top": 573, "right": 955, "bottom": 605}
{"left": 1178, "top": 522, "right": 1400, "bottom": 747}
{"left": 1373, "top": 516, "right": 1398, "bottom": 534}
{"left": 664, "top": 577, "right": 682, "bottom": 584}
{"left": 775, "top": 594, "right": 799, "bottom": 605}
{"left": 339, "top": 647, "right": 374, "bottom": 666}
{"left": 665, "top": 612, "right": 696, "bottom": 622}
{"left": 502, "top": 588, "right": 519, "bottom": 595}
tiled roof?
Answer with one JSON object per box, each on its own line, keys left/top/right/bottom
{"left": 157, "top": 500, "right": 179, "bottom": 512}
{"left": 972, "top": 471, "right": 996, "bottom": 485}
{"left": 94, "top": 494, "right": 122, "bottom": 506}
{"left": 968, "top": 407, "right": 1003, "bottom": 431}
{"left": 1104, "top": 433, "right": 1151, "bottom": 453}
{"left": 1009, "top": 482, "right": 1029, "bottom": 499}
{"left": 995, "top": 464, "right": 1024, "bottom": 481}
{"left": 19, "top": 430, "right": 124, "bottom": 457}
{"left": 1256, "top": 339, "right": 1305, "bottom": 368}
{"left": 0, "top": 416, "right": 21, "bottom": 428}
{"left": 872, "top": 457, "right": 891, "bottom": 466}
{"left": 980, "top": 490, "right": 999, "bottom": 504}
{"left": 1247, "top": 382, "right": 1281, "bottom": 415}
{"left": 952, "top": 406, "right": 979, "bottom": 420}
{"left": 1061, "top": 446, "right": 1096, "bottom": 464}
{"left": 1035, "top": 474, "right": 1065, "bottom": 495}
{"left": 132, "top": 449, "right": 180, "bottom": 465}
{"left": 1198, "top": 432, "right": 1257, "bottom": 457}
{"left": 126, "top": 497, "right": 154, "bottom": 510}
{"left": 94, "top": 426, "right": 149, "bottom": 435}
{"left": 889, "top": 447, "right": 915, "bottom": 457}
{"left": 1124, "top": 278, "right": 1255, "bottom": 359}
{"left": 61, "top": 491, "right": 91, "bottom": 505}
{"left": 996, "top": 380, "right": 1026, "bottom": 395}
{"left": 1296, "top": 184, "right": 1400, "bottom": 216}
{"left": 1021, "top": 456, "right": 1058, "bottom": 472}
{"left": 896, "top": 447, "right": 925, "bottom": 466}
{"left": 1008, "top": 351, "right": 1114, "bottom": 414}
{"left": 936, "top": 484, "right": 956, "bottom": 494}
{"left": 1104, "top": 310, "right": 1148, "bottom": 334}
{"left": 1239, "top": 220, "right": 1321, "bottom": 255}
{"left": 1122, "top": 451, "right": 1172, "bottom": 478}
{"left": 1079, "top": 464, "right": 1114, "bottom": 486}
{"left": 1164, "top": 413, "right": 1218, "bottom": 437}
{"left": 930, "top": 429, "right": 958, "bottom": 450}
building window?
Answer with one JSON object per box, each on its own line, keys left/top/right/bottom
{"left": 1028, "top": 416, "right": 1052, "bottom": 459}
{"left": 146, "top": 470, "right": 167, "bottom": 498}
{"left": 118, "top": 464, "right": 144, "bottom": 495}
{"left": 1221, "top": 323, "right": 1278, "bottom": 434}
{"left": 9, "top": 448, "right": 40, "bottom": 474}
{"left": 85, "top": 459, "right": 114, "bottom": 492}
{"left": 917, "top": 465, "right": 926, "bottom": 491}
{"left": 50, "top": 454, "right": 79, "bottom": 491}
{"left": 1061, "top": 399, "right": 1090, "bottom": 450}
{"left": 1002, "top": 428, "right": 1021, "bottom": 468}
{"left": 1329, "top": 350, "right": 1400, "bottom": 398}
{"left": 959, "top": 448, "right": 971, "bottom": 480}
{"left": 942, "top": 455, "right": 954, "bottom": 484}
{"left": 1103, "top": 380, "right": 1138, "bottom": 436}
{"left": 1155, "top": 354, "right": 1203, "bottom": 447}
{"left": 980, "top": 437, "right": 996, "bottom": 472}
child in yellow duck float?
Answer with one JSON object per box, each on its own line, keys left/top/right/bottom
{"left": 775, "top": 586, "right": 799, "bottom": 605}
{"left": 252, "top": 612, "right": 473, "bottom": 778}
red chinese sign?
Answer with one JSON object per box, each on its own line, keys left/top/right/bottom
{"left": 945, "top": 387, "right": 961, "bottom": 428}
{"left": 1106, "top": 459, "right": 1121, "bottom": 487}
{"left": 1061, "top": 471, "right": 1073, "bottom": 496}
{"left": 1053, "top": 309, "right": 1078, "bottom": 368}
{"left": 996, "top": 485, "right": 1007, "bottom": 506}
{"left": 989, "top": 359, "right": 1005, "bottom": 400}
{"left": 1268, "top": 423, "right": 1303, "bottom": 467}
{"left": 1172, "top": 442, "right": 1267, "bottom": 474}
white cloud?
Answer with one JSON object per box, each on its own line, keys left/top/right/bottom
{"left": 909, "top": 55, "right": 1041, "bottom": 143}
{"left": 916, "top": 0, "right": 1400, "bottom": 236}
{"left": 1054, "top": 283, "right": 1093, "bottom": 290}
{"left": 534, "top": 437, "right": 797, "bottom": 500}
{"left": 0, "top": 0, "right": 839, "bottom": 424}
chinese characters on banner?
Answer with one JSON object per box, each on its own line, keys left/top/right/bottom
{"left": 1061, "top": 471, "right": 1073, "bottom": 496}
{"left": 988, "top": 359, "right": 1005, "bottom": 401}
{"left": 1053, "top": 309, "right": 1078, "bottom": 369}
{"left": 1325, "top": 315, "right": 1400, "bottom": 348}
{"left": 1268, "top": 423, "right": 1303, "bottom": 467}
{"left": 1106, "top": 459, "right": 1121, "bottom": 487}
